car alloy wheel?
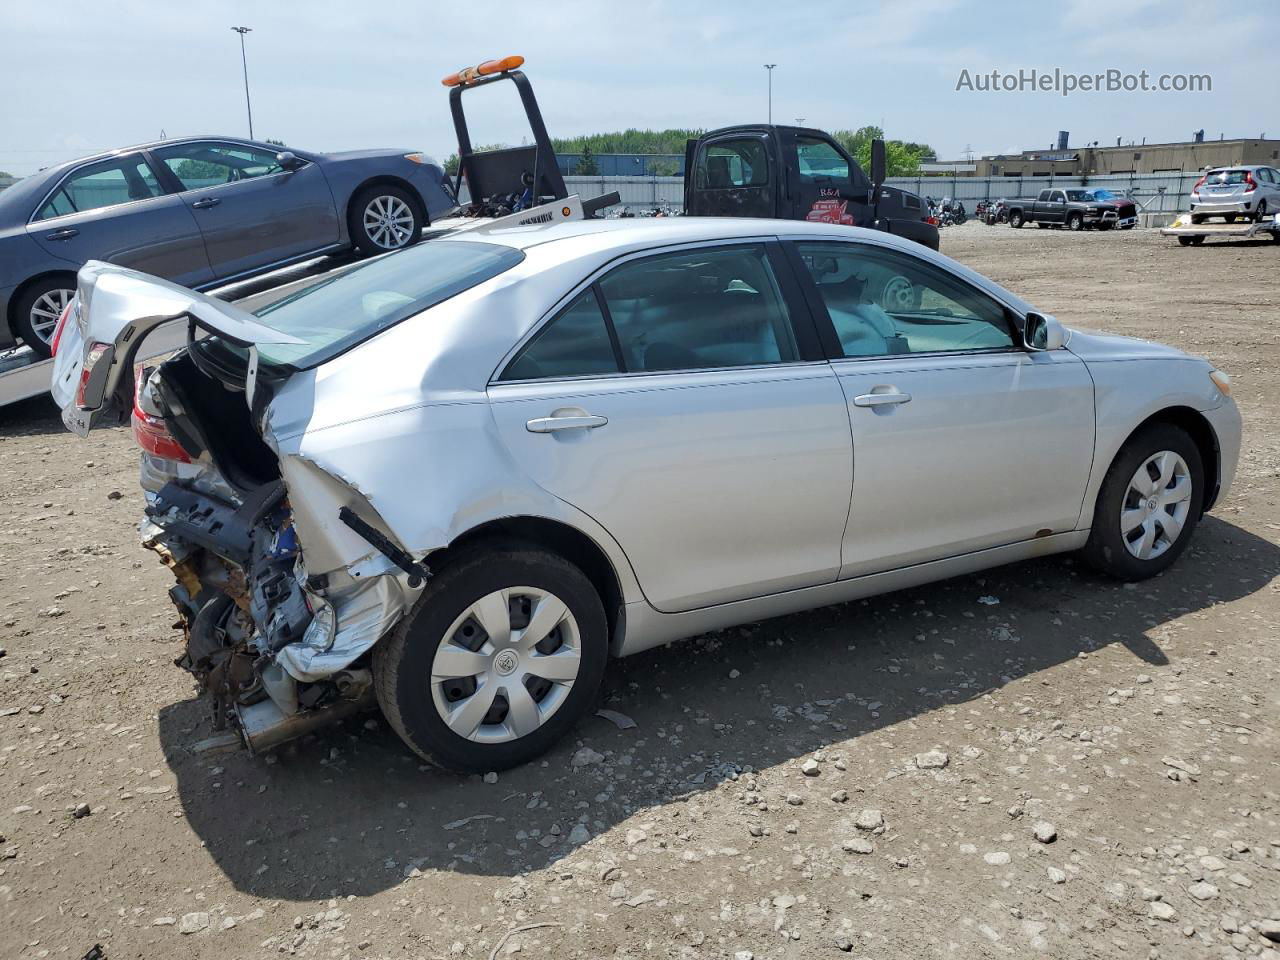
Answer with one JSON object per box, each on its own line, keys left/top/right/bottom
{"left": 362, "top": 194, "right": 416, "bottom": 249}
{"left": 429, "top": 586, "right": 582, "bottom": 743}
{"left": 1120, "top": 450, "right": 1192, "bottom": 560}
{"left": 29, "top": 287, "right": 74, "bottom": 345}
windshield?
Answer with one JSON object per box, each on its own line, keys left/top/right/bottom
{"left": 246, "top": 240, "right": 525, "bottom": 368}
{"left": 1065, "top": 189, "right": 1118, "bottom": 202}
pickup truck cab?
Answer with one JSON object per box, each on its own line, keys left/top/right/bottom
{"left": 684, "top": 125, "right": 939, "bottom": 250}
{"left": 1007, "top": 188, "right": 1138, "bottom": 231}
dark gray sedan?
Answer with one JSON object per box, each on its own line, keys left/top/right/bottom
{"left": 0, "top": 136, "right": 456, "bottom": 355}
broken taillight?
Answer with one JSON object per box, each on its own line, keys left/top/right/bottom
{"left": 50, "top": 301, "right": 73, "bottom": 357}
{"left": 75, "top": 341, "right": 111, "bottom": 408}
{"left": 131, "top": 364, "right": 190, "bottom": 462}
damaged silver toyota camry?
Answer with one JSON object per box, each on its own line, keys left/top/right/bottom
{"left": 50, "top": 218, "right": 1240, "bottom": 771}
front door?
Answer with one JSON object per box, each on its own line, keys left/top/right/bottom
{"left": 781, "top": 131, "right": 872, "bottom": 226}
{"left": 151, "top": 141, "right": 340, "bottom": 280}
{"left": 487, "top": 241, "right": 852, "bottom": 612}
{"left": 26, "top": 152, "right": 213, "bottom": 287}
{"left": 787, "top": 238, "right": 1096, "bottom": 577}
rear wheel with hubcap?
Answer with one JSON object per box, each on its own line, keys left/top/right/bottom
{"left": 1081, "top": 424, "right": 1204, "bottom": 581}
{"left": 374, "top": 544, "right": 607, "bottom": 771}
{"left": 1009, "top": 211, "right": 1024, "bottom": 228}
{"left": 349, "top": 185, "right": 423, "bottom": 255}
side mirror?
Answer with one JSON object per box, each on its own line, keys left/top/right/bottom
{"left": 1024, "top": 311, "right": 1066, "bottom": 351}
{"left": 276, "top": 151, "right": 304, "bottom": 171}
{"left": 870, "top": 138, "right": 886, "bottom": 189}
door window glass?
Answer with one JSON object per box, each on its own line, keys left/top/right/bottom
{"left": 153, "top": 142, "right": 284, "bottom": 190}
{"left": 695, "top": 139, "right": 768, "bottom": 189}
{"left": 598, "top": 245, "right": 798, "bottom": 372}
{"left": 796, "top": 137, "right": 849, "bottom": 181}
{"left": 35, "top": 156, "right": 163, "bottom": 220}
{"left": 502, "top": 289, "right": 620, "bottom": 380}
{"left": 794, "top": 241, "right": 1015, "bottom": 357}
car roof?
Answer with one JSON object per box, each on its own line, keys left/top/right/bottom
{"left": 450, "top": 215, "right": 924, "bottom": 256}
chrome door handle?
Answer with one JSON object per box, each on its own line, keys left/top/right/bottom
{"left": 45, "top": 228, "right": 79, "bottom": 240}
{"left": 191, "top": 197, "right": 221, "bottom": 209}
{"left": 852, "top": 391, "right": 912, "bottom": 407}
{"left": 526, "top": 414, "right": 608, "bottom": 433}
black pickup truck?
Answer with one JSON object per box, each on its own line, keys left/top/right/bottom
{"left": 684, "top": 125, "right": 939, "bottom": 250}
{"left": 1006, "top": 188, "right": 1138, "bottom": 231}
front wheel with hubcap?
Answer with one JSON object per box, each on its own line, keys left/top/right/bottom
{"left": 14, "top": 277, "right": 76, "bottom": 358}
{"left": 350, "top": 185, "right": 422, "bottom": 255}
{"left": 1067, "top": 212, "right": 1084, "bottom": 231}
{"left": 374, "top": 545, "right": 607, "bottom": 771}
{"left": 1081, "top": 424, "right": 1204, "bottom": 581}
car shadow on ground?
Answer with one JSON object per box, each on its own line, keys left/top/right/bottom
{"left": 158, "top": 515, "right": 1280, "bottom": 900}
{"left": 0, "top": 392, "right": 69, "bottom": 437}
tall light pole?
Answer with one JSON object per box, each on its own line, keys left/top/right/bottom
{"left": 231, "top": 26, "right": 254, "bottom": 139}
{"left": 764, "top": 64, "right": 776, "bottom": 125}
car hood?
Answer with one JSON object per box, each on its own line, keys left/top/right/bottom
{"left": 1065, "top": 328, "right": 1199, "bottom": 363}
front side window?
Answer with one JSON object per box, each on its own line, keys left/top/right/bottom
{"left": 35, "top": 156, "right": 162, "bottom": 220}
{"left": 153, "top": 142, "right": 284, "bottom": 190}
{"left": 696, "top": 139, "right": 769, "bottom": 189}
{"left": 794, "top": 241, "right": 1015, "bottom": 358}
{"left": 796, "top": 137, "right": 849, "bottom": 181}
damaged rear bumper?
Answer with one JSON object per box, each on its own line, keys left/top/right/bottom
{"left": 143, "top": 470, "right": 425, "bottom": 750}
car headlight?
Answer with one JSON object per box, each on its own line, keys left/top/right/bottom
{"left": 302, "top": 598, "right": 336, "bottom": 651}
{"left": 403, "top": 152, "right": 431, "bottom": 165}
{"left": 1209, "top": 369, "right": 1232, "bottom": 397}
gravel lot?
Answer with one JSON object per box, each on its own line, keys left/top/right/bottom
{"left": 1, "top": 223, "right": 1277, "bottom": 960}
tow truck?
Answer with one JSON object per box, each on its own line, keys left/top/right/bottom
{"left": 0, "top": 55, "right": 616, "bottom": 410}
{"left": 1160, "top": 210, "right": 1280, "bottom": 246}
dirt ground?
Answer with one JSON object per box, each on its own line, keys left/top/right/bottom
{"left": 1, "top": 224, "right": 1277, "bottom": 960}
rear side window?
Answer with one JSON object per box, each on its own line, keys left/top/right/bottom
{"left": 153, "top": 142, "right": 284, "bottom": 190}
{"left": 35, "top": 156, "right": 163, "bottom": 220}
{"left": 503, "top": 289, "right": 619, "bottom": 381}
{"left": 251, "top": 240, "right": 525, "bottom": 368}
{"left": 696, "top": 139, "right": 769, "bottom": 189}
{"left": 599, "top": 245, "right": 798, "bottom": 372}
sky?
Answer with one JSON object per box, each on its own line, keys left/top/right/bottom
{"left": 1, "top": 0, "right": 1274, "bottom": 177}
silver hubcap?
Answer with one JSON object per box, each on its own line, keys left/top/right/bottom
{"left": 363, "top": 195, "right": 415, "bottom": 249}
{"left": 1121, "top": 450, "right": 1193, "bottom": 560}
{"left": 881, "top": 275, "right": 915, "bottom": 311}
{"left": 430, "top": 587, "right": 581, "bottom": 743}
{"left": 30, "top": 288, "right": 74, "bottom": 344}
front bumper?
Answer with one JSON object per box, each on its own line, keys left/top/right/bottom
{"left": 1201, "top": 398, "right": 1242, "bottom": 511}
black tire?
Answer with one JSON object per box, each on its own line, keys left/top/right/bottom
{"left": 1081, "top": 423, "right": 1205, "bottom": 581}
{"left": 1177, "top": 236, "right": 1194, "bottom": 246}
{"left": 1009, "top": 211, "right": 1024, "bottom": 228}
{"left": 348, "top": 184, "right": 424, "bottom": 256}
{"left": 13, "top": 275, "right": 76, "bottom": 359}
{"left": 1254, "top": 200, "right": 1268, "bottom": 223}
{"left": 1097, "top": 221, "right": 1114, "bottom": 231}
{"left": 1190, "top": 214, "right": 1205, "bottom": 225}
{"left": 1067, "top": 212, "right": 1084, "bottom": 231}
{"left": 1224, "top": 214, "right": 1237, "bottom": 224}
{"left": 1192, "top": 235, "right": 1206, "bottom": 245}
{"left": 373, "top": 542, "right": 608, "bottom": 772}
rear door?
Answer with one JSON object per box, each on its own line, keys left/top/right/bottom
{"left": 151, "top": 140, "right": 340, "bottom": 280}
{"left": 686, "top": 135, "right": 776, "bottom": 218}
{"left": 26, "top": 152, "right": 213, "bottom": 286}
{"left": 785, "top": 237, "right": 1095, "bottom": 577}
{"left": 487, "top": 240, "right": 853, "bottom": 612}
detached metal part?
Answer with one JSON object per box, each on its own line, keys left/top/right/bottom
{"left": 237, "top": 676, "right": 374, "bottom": 755}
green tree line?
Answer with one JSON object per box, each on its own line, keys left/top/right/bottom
{"left": 443, "top": 127, "right": 933, "bottom": 178}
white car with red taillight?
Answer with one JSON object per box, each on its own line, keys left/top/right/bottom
{"left": 1189, "top": 165, "right": 1280, "bottom": 224}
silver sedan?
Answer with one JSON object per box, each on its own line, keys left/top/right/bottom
{"left": 51, "top": 217, "right": 1241, "bottom": 771}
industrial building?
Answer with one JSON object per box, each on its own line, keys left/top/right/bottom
{"left": 972, "top": 131, "right": 1280, "bottom": 177}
